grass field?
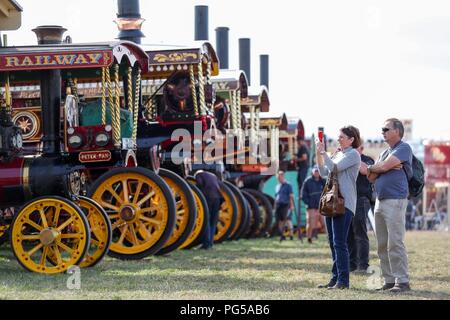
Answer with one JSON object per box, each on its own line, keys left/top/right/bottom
{"left": 0, "top": 231, "right": 449, "bottom": 300}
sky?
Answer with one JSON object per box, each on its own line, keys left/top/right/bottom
{"left": 3, "top": 0, "right": 450, "bottom": 141}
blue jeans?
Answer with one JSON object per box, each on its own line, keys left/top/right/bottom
{"left": 348, "top": 197, "right": 370, "bottom": 270}
{"left": 325, "top": 208, "right": 353, "bottom": 286}
{"left": 203, "top": 198, "right": 221, "bottom": 248}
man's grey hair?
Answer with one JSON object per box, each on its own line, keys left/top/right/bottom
{"left": 385, "top": 118, "right": 404, "bottom": 138}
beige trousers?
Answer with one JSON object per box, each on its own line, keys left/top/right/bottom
{"left": 374, "top": 199, "right": 410, "bottom": 284}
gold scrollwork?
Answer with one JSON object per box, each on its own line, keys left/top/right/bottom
{"left": 153, "top": 53, "right": 198, "bottom": 63}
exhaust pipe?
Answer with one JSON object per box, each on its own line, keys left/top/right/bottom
{"left": 215, "top": 27, "right": 229, "bottom": 69}
{"left": 32, "top": 25, "right": 67, "bottom": 155}
{"left": 239, "top": 38, "right": 251, "bottom": 85}
{"left": 195, "top": 5, "right": 209, "bottom": 41}
{"left": 260, "top": 54, "right": 269, "bottom": 90}
{"left": 115, "top": 0, "right": 145, "bottom": 44}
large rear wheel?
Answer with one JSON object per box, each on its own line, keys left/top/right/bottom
{"left": 242, "top": 189, "right": 273, "bottom": 237}
{"left": 155, "top": 169, "right": 196, "bottom": 255}
{"left": 88, "top": 167, "right": 176, "bottom": 260}
{"left": 215, "top": 182, "right": 238, "bottom": 243}
{"left": 186, "top": 176, "right": 238, "bottom": 243}
{"left": 179, "top": 183, "right": 209, "bottom": 249}
{"left": 224, "top": 181, "right": 249, "bottom": 241}
{"left": 241, "top": 190, "right": 261, "bottom": 238}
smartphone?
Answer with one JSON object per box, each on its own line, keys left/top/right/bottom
{"left": 318, "top": 128, "right": 324, "bottom": 142}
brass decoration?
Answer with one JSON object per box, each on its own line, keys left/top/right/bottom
{"left": 153, "top": 52, "right": 198, "bottom": 63}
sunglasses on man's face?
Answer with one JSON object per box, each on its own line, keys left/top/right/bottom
{"left": 382, "top": 127, "right": 391, "bottom": 133}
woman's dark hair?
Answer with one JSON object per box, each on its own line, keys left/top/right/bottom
{"left": 340, "top": 125, "right": 361, "bottom": 149}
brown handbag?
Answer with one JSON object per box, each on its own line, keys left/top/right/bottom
{"left": 319, "top": 166, "right": 346, "bottom": 217}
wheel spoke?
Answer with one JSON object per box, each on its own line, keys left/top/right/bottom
{"left": 99, "top": 201, "right": 120, "bottom": 213}
{"left": 117, "top": 225, "right": 129, "bottom": 245}
{"left": 56, "top": 241, "right": 73, "bottom": 254}
{"left": 122, "top": 180, "right": 129, "bottom": 204}
{"left": 52, "top": 206, "right": 61, "bottom": 227}
{"left": 139, "top": 216, "right": 162, "bottom": 226}
{"left": 52, "top": 244, "right": 63, "bottom": 265}
{"left": 106, "top": 186, "right": 124, "bottom": 206}
{"left": 132, "top": 181, "right": 143, "bottom": 204}
{"left": 20, "top": 234, "right": 40, "bottom": 241}
{"left": 57, "top": 217, "right": 75, "bottom": 232}
{"left": 137, "top": 221, "right": 152, "bottom": 241}
{"left": 128, "top": 224, "right": 140, "bottom": 245}
{"left": 60, "top": 233, "right": 83, "bottom": 239}
{"left": 136, "top": 190, "right": 155, "bottom": 208}
{"left": 140, "top": 204, "right": 161, "bottom": 214}
{"left": 111, "top": 220, "right": 125, "bottom": 231}
{"left": 27, "top": 243, "right": 44, "bottom": 257}
{"left": 38, "top": 208, "right": 48, "bottom": 228}
{"left": 108, "top": 214, "right": 120, "bottom": 220}
{"left": 40, "top": 246, "right": 49, "bottom": 267}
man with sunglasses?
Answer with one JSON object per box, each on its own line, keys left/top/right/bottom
{"left": 366, "top": 118, "right": 413, "bottom": 293}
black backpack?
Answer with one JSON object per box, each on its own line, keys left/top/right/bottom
{"left": 404, "top": 154, "right": 425, "bottom": 198}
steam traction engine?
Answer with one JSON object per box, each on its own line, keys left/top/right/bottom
{"left": 2, "top": 27, "right": 177, "bottom": 266}
{"left": 139, "top": 43, "right": 243, "bottom": 244}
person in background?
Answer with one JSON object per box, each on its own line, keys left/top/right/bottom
{"left": 296, "top": 137, "right": 310, "bottom": 239}
{"left": 280, "top": 145, "right": 293, "bottom": 172}
{"left": 195, "top": 170, "right": 223, "bottom": 250}
{"left": 302, "top": 165, "right": 326, "bottom": 244}
{"left": 347, "top": 143, "right": 374, "bottom": 274}
{"left": 316, "top": 126, "right": 361, "bottom": 290}
{"left": 367, "top": 118, "right": 413, "bottom": 293}
{"left": 274, "top": 171, "right": 295, "bottom": 242}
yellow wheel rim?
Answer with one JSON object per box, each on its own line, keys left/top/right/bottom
{"left": 229, "top": 194, "right": 243, "bottom": 238}
{"left": 91, "top": 173, "right": 170, "bottom": 256}
{"left": 179, "top": 188, "right": 205, "bottom": 249}
{"left": 161, "top": 177, "right": 189, "bottom": 249}
{"left": 11, "top": 198, "right": 89, "bottom": 274}
{"left": 77, "top": 198, "right": 110, "bottom": 268}
{"left": 214, "top": 189, "right": 233, "bottom": 241}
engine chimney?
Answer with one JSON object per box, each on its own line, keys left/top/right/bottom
{"left": 115, "top": 0, "right": 145, "bottom": 44}
{"left": 32, "top": 25, "right": 66, "bottom": 155}
{"left": 260, "top": 54, "right": 269, "bottom": 90}
{"left": 239, "top": 38, "right": 251, "bottom": 85}
{"left": 215, "top": 27, "right": 229, "bottom": 69}
{"left": 195, "top": 5, "right": 209, "bottom": 41}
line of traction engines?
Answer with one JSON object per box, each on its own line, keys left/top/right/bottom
{"left": 0, "top": 32, "right": 284, "bottom": 274}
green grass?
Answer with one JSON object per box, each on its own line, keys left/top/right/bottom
{"left": 0, "top": 231, "right": 449, "bottom": 300}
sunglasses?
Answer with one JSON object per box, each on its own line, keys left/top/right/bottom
{"left": 381, "top": 127, "right": 391, "bottom": 133}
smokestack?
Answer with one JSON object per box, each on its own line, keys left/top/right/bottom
{"left": 239, "top": 38, "right": 251, "bottom": 85}
{"left": 195, "top": 5, "right": 209, "bottom": 41}
{"left": 215, "top": 27, "right": 229, "bottom": 69}
{"left": 115, "top": 0, "right": 145, "bottom": 44}
{"left": 32, "top": 25, "right": 67, "bottom": 45}
{"left": 32, "top": 26, "right": 66, "bottom": 155}
{"left": 260, "top": 55, "right": 269, "bottom": 90}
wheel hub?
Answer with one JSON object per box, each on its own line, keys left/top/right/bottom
{"left": 120, "top": 205, "right": 136, "bottom": 222}
{"left": 39, "top": 228, "right": 60, "bottom": 246}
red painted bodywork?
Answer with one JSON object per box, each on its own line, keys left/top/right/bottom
{"left": 0, "top": 157, "right": 25, "bottom": 203}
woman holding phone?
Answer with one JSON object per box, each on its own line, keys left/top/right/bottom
{"left": 315, "top": 126, "right": 361, "bottom": 290}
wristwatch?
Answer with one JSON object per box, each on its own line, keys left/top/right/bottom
{"left": 367, "top": 165, "right": 373, "bottom": 174}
